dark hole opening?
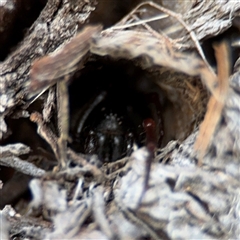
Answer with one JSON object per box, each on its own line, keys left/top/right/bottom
{"left": 69, "top": 58, "right": 166, "bottom": 163}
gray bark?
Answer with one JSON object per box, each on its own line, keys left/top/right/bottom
{"left": 0, "top": 0, "right": 240, "bottom": 239}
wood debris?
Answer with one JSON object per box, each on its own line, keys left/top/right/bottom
{"left": 0, "top": 1, "right": 240, "bottom": 239}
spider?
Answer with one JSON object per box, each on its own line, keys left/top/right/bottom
{"left": 69, "top": 60, "right": 164, "bottom": 164}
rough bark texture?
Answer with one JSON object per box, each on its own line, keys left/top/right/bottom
{"left": 0, "top": 0, "right": 240, "bottom": 239}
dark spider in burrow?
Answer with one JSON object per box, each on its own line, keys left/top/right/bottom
{"left": 69, "top": 59, "right": 164, "bottom": 163}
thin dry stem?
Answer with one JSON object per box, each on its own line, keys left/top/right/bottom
{"left": 195, "top": 41, "right": 230, "bottom": 161}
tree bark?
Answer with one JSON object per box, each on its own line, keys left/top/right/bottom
{"left": 0, "top": 1, "right": 240, "bottom": 239}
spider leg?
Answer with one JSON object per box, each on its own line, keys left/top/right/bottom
{"left": 76, "top": 91, "right": 107, "bottom": 135}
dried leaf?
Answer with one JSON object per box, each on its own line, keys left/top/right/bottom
{"left": 28, "top": 25, "right": 102, "bottom": 95}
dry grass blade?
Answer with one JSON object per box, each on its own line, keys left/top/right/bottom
{"left": 112, "top": 1, "right": 208, "bottom": 66}
{"left": 57, "top": 79, "right": 69, "bottom": 169}
{"left": 195, "top": 41, "right": 230, "bottom": 161}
